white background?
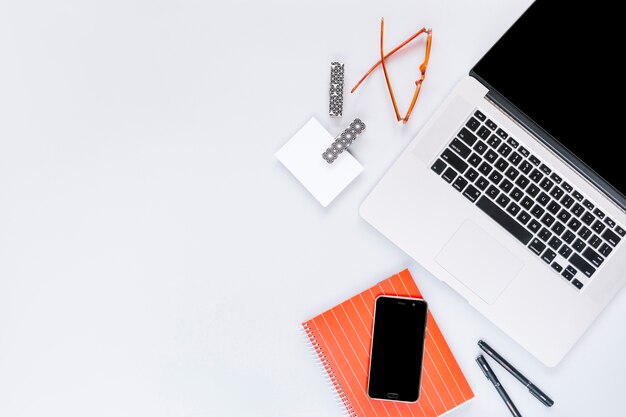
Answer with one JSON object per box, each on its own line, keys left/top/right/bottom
{"left": 0, "top": 1, "right": 623, "bottom": 416}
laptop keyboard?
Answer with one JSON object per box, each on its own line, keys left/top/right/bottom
{"left": 430, "top": 110, "right": 625, "bottom": 291}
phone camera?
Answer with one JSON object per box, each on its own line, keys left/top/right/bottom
{"left": 412, "top": 303, "right": 415, "bottom": 306}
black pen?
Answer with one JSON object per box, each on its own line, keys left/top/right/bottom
{"left": 476, "top": 355, "right": 522, "bottom": 417}
{"left": 478, "top": 340, "right": 554, "bottom": 407}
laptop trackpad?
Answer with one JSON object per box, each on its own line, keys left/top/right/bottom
{"left": 435, "top": 220, "right": 524, "bottom": 305}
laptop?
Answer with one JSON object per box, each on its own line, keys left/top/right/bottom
{"left": 360, "top": 0, "right": 625, "bottom": 366}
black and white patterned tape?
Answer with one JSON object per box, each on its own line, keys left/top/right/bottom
{"left": 322, "top": 118, "right": 366, "bottom": 164}
{"left": 329, "top": 62, "right": 344, "bottom": 117}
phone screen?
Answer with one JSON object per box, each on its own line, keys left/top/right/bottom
{"left": 367, "top": 296, "right": 428, "bottom": 402}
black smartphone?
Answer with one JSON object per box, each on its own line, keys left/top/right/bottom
{"left": 367, "top": 295, "right": 428, "bottom": 403}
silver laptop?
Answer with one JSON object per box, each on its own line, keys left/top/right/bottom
{"left": 360, "top": 0, "right": 625, "bottom": 366}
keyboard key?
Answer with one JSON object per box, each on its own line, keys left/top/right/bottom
{"left": 551, "top": 221, "right": 565, "bottom": 236}
{"left": 589, "top": 234, "right": 602, "bottom": 249}
{"left": 583, "top": 199, "right": 594, "bottom": 211}
{"left": 487, "top": 134, "right": 501, "bottom": 148}
{"left": 552, "top": 262, "right": 563, "bottom": 273}
{"left": 432, "top": 159, "right": 447, "bottom": 174}
{"left": 520, "top": 196, "right": 534, "bottom": 209}
{"left": 578, "top": 226, "right": 592, "bottom": 240}
{"left": 476, "top": 176, "right": 489, "bottom": 190}
{"left": 485, "top": 149, "right": 498, "bottom": 163}
{"left": 452, "top": 176, "right": 468, "bottom": 191}
{"left": 559, "top": 245, "right": 573, "bottom": 259}
{"left": 496, "top": 194, "right": 510, "bottom": 208}
{"left": 572, "top": 279, "right": 584, "bottom": 289}
{"left": 616, "top": 226, "right": 626, "bottom": 237}
{"left": 458, "top": 127, "right": 477, "bottom": 146}
{"left": 549, "top": 187, "right": 564, "bottom": 200}
{"left": 550, "top": 172, "right": 562, "bottom": 183}
{"left": 529, "top": 155, "right": 541, "bottom": 166}
{"left": 582, "top": 247, "right": 604, "bottom": 268}
{"left": 593, "top": 208, "right": 605, "bottom": 219}
{"left": 599, "top": 243, "right": 613, "bottom": 257}
{"left": 548, "top": 236, "right": 562, "bottom": 250}
{"left": 531, "top": 205, "right": 545, "bottom": 218}
{"left": 442, "top": 167, "right": 457, "bottom": 183}
{"left": 496, "top": 128, "right": 508, "bottom": 139}
{"left": 561, "top": 195, "right": 575, "bottom": 209}
{"left": 562, "top": 182, "right": 573, "bottom": 192}
{"left": 476, "top": 196, "right": 533, "bottom": 244}
{"left": 572, "top": 190, "right": 584, "bottom": 201}
{"left": 519, "top": 160, "right": 533, "bottom": 174}
{"left": 510, "top": 187, "right": 524, "bottom": 202}
{"left": 495, "top": 158, "right": 509, "bottom": 172}
{"left": 573, "top": 238, "right": 586, "bottom": 252}
{"left": 539, "top": 163, "right": 551, "bottom": 175}
{"left": 518, "top": 146, "right": 530, "bottom": 157}
{"left": 499, "top": 179, "right": 514, "bottom": 193}
{"left": 463, "top": 185, "right": 481, "bottom": 202}
{"left": 473, "top": 140, "right": 488, "bottom": 155}
{"left": 526, "top": 184, "right": 540, "bottom": 198}
{"left": 477, "top": 126, "right": 491, "bottom": 139}
{"left": 538, "top": 227, "right": 552, "bottom": 242}
{"left": 468, "top": 153, "right": 482, "bottom": 167}
{"left": 566, "top": 265, "right": 577, "bottom": 276}
{"left": 515, "top": 175, "right": 530, "bottom": 189}
{"left": 486, "top": 119, "right": 497, "bottom": 130}
{"left": 441, "top": 149, "right": 469, "bottom": 173}
{"left": 541, "top": 213, "right": 555, "bottom": 227}
{"left": 465, "top": 168, "right": 479, "bottom": 182}
{"left": 507, "top": 137, "right": 519, "bottom": 148}
{"left": 528, "top": 219, "right": 541, "bottom": 233}
{"left": 498, "top": 144, "right": 512, "bottom": 158}
{"left": 474, "top": 110, "right": 486, "bottom": 121}
{"left": 567, "top": 218, "right": 582, "bottom": 232}
{"left": 581, "top": 212, "right": 595, "bottom": 226}
{"left": 592, "top": 220, "right": 605, "bottom": 234}
{"left": 489, "top": 171, "right": 503, "bottom": 185}
{"left": 487, "top": 185, "right": 500, "bottom": 199}
{"left": 562, "top": 269, "right": 575, "bottom": 281}
{"left": 602, "top": 229, "right": 621, "bottom": 247}
{"left": 517, "top": 210, "right": 531, "bottom": 225}
{"left": 507, "top": 203, "right": 521, "bottom": 216}
{"left": 547, "top": 200, "right": 561, "bottom": 214}
{"left": 604, "top": 217, "right": 616, "bottom": 228}
{"left": 570, "top": 253, "right": 596, "bottom": 277}
{"left": 541, "top": 248, "right": 556, "bottom": 264}
{"left": 529, "top": 169, "right": 544, "bottom": 183}
{"left": 505, "top": 167, "right": 519, "bottom": 181}
{"left": 450, "top": 138, "right": 472, "bottom": 158}
{"left": 478, "top": 162, "right": 493, "bottom": 176}
{"left": 572, "top": 203, "right": 585, "bottom": 217}
{"left": 562, "top": 230, "right": 576, "bottom": 244}
{"left": 529, "top": 238, "right": 546, "bottom": 255}
{"left": 540, "top": 177, "right": 554, "bottom": 191}
{"left": 557, "top": 209, "right": 571, "bottom": 223}
{"left": 537, "top": 192, "right": 550, "bottom": 206}
{"left": 466, "top": 117, "right": 480, "bottom": 132}
{"left": 508, "top": 152, "right": 522, "bottom": 166}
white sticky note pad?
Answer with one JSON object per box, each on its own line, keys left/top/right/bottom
{"left": 276, "top": 118, "right": 363, "bottom": 207}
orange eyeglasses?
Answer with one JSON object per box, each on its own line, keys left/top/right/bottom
{"left": 352, "top": 19, "right": 432, "bottom": 124}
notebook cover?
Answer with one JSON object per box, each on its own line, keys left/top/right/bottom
{"left": 302, "top": 269, "right": 473, "bottom": 417}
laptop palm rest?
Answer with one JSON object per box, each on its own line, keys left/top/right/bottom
{"left": 435, "top": 220, "right": 524, "bottom": 305}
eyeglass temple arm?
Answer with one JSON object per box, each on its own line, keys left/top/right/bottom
{"left": 402, "top": 29, "right": 432, "bottom": 124}
{"left": 351, "top": 26, "right": 428, "bottom": 94}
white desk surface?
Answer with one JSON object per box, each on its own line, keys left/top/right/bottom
{"left": 0, "top": 1, "right": 623, "bottom": 416}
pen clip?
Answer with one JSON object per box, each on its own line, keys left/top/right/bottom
{"left": 475, "top": 356, "right": 491, "bottom": 381}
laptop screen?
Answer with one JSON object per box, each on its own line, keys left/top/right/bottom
{"left": 472, "top": 0, "right": 623, "bottom": 202}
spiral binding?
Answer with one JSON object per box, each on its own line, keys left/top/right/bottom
{"left": 300, "top": 323, "right": 358, "bottom": 417}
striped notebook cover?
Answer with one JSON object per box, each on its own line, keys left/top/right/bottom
{"left": 302, "top": 269, "right": 473, "bottom": 417}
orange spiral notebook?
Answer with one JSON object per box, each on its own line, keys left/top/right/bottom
{"left": 302, "top": 269, "right": 473, "bottom": 417}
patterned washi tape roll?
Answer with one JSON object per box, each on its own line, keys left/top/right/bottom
{"left": 329, "top": 62, "right": 344, "bottom": 117}
{"left": 322, "top": 118, "right": 366, "bottom": 164}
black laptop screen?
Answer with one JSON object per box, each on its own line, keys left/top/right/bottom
{"left": 472, "top": 0, "right": 623, "bottom": 200}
